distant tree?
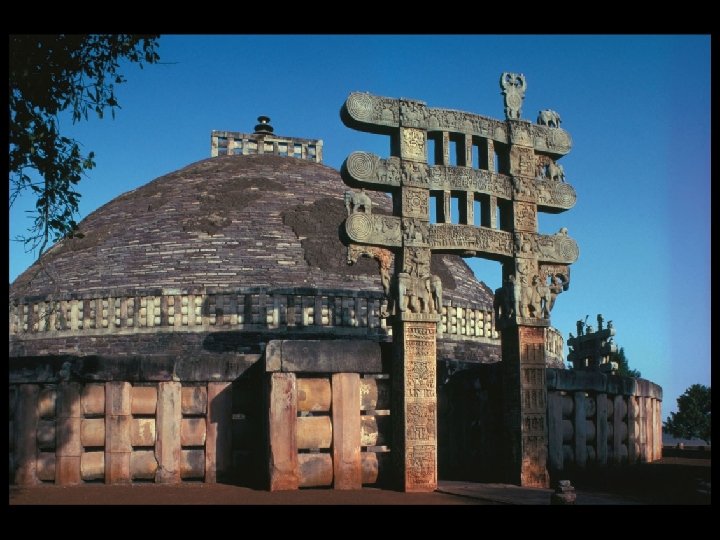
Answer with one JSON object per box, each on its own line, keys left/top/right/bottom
{"left": 9, "top": 34, "right": 160, "bottom": 256}
{"left": 664, "top": 384, "right": 711, "bottom": 443}
{"left": 611, "top": 347, "right": 641, "bottom": 378}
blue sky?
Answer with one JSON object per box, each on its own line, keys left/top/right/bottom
{"left": 9, "top": 35, "right": 710, "bottom": 415}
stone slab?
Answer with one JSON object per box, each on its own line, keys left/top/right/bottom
{"left": 266, "top": 340, "right": 382, "bottom": 373}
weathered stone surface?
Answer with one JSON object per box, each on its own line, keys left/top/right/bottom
{"left": 297, "top": 378, "right": 331, "bottom": 412}
{"left": 131, "top": 418, "right": 156, "bottom": 447}
{"left": 81, "top": 384, "right": 105, "bottom": 416}
{"left": 267, "top": 340, "right": 382, "bottom": 373}
{"left": 106, "top": 415, "right": 131, "bottom": 453}
{"left": 106, "top": 382, "right": 131, "bottom": 416}
{"left": 37, "top": 388, "right": 57, "bottom": 419}
{"left": 36, "top": 420, "right": 56, "bottom": 450}
{"left": 55, "top": 455, "right": 81, "bottom": 485}
{"left": 205, "top": 382, "right": 232, "bottom": 483}
{"left": 359, "top": 378, "right": 391, "bottom": 411}
{"left": 332, "top": 373, "right": 361, "bottom": 490}
{"left": 14, "top": 384, "right": 40, "bottom": 485}
{"left": 57, "top": 382, "right": 82, "bottom": 418}
{"left": 105, "top": 452, "right": 131, "bottom": 484}
{"left": 36, "top": 452, "right": 56, "bottom": 482}
{"left": 155, "top": 381, "right": 182, "bottom": 483}
{"left": 268, "top": 373, "right": 299, "bottom": 491}
{"left": 131, "top": 386, "right": 158, "bottom": 415}
{"left": 130, "top": 450, "right": 158, "bottom": 480}
{"left": 596, "top": 393, "right": 608, "bottom": 465}
{"left": 361, "top": 452, "right": 389, "bottom": 485}
{"left": 181, "top": 386, "right": 207, "bottom": 415}
{"left": 360, "top": 415, "right": 390, "bottom": 447}
{"left": 296, "top": 416, "right": 332, "bottom": 450}
{"left": 80, "top": 451, "right": 105, "bottom": 480}
{"left": 80, "top": 418, "right": 105, "bottom": 447}
{"left": 547, "top": 392, "right": 564, "bottom": 471}
{"left": 298, "top": 453, "right": 333, "bottom": 488}
{"left": 181, "top": 449, "right": 205, "bottom": 479}
{"left": 180, "top": 418, "right": 207, "bottom": 447}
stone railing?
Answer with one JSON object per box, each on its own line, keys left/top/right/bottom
{"left": 10, "top": 287, "right": 565, "bottom": 361}
{"left": 10, "top": 380, "right": 237, "bottom": 486}
{"left": 546, "top": 369, "right": 663, "bottom": 472}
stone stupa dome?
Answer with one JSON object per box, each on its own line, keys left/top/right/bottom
{"left": 10, "top": 153, "right": 515, "bottom": 369}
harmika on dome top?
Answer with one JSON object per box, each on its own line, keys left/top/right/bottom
{"left": 11, "top": 154, "right": 493, "bottom": 308}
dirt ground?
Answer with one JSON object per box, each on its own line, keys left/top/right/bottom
{"left": 9, "top": 457, "right": 710, "bottom": 506}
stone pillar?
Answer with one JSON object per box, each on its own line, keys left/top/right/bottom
{"left": 547, "top": 391, "right": 564, "bottom": 472}
{"left": 627, "top": 396, "right": 638, "bottom": 463}
{"left": 644, "top": 396, "right": 653, "bottom": 463}
{"left": 393, "top": 318, "right": 438, "bottom": 492}
{"left": 56, "top": 382, "right": 82, "bottom": 485}
{"left": 206, "top": 382, "right": 232, "bottom": 483}
{"left": 268, "top": 372, "right": 299, "bottom": 490}
{"left": 596, "top": 393, "right": 608, "bottom": 465}
{"left": 613, "top": 394, "right": 625, "bottom": 464}
{"left": 156, "top": 381, "right": 182, "bottom": 484}
{"left": 14, "top": 384, "right": 40, "bottom": 485}
{"left": 464, "top": 134, "right": 473, "bottom": 168}
{"left": 441, "top": 132, "right": 450, "bottom": 166}
{"left": 465, "top": 193, "right": 475, "bottom": 226}
{"left": 442, "top": 191, "right": 451, "bottom": 224}
{"left": 501, "top": 323, "right": 549, "bottom": 487}
{"left": 637, "top": 393, "right": 647, "bottom": 462}
{"left": 105, "top": 382, "right": 131, "bottom": 484}
{"left": 574, "top": 391, "right": 587, "bottom": 468}
{"left": 656, "top": 399, "right": 663, "bottom": 461}
{"left": 332, "top": 373, "right": 361, "bottom": 490}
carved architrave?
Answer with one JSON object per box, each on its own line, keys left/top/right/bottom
{"left": 345, "top": 214, "right": 402, "bottom": 247}
{"left": 343, "top": 92, "right": 399, "bottom": 128}
{"left": 343, "top": 92, "right": 572, "bottom": 157}
{"left": 429, "top": 224, "right": 513, "bottom": 257}
{"left": 400, "top": 128, "right": 426, "bottom": 162}
{"left": 401, "top": 161, "right": 429, "bottom": 187}
{"left": 400, "top": 99, "right": 428, "bottom": 128}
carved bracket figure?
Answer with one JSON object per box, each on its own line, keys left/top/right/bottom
{"left": 536, "top": 155, "right": 566, "bottom": 182}
{"left": 537, "top": 109, "right": 562, "bottom": 128}
{"left": 344, "top": 188, "right": 372, "bottom": 215}
{"left": 347, "top": 244, "right": 394, "bottom": 297}
{"left": 500, "top": 72, "right": 527, "bottom": 120}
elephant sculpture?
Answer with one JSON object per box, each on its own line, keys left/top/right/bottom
{"left": 395, "top": 273, "right": 436, "bottom": 314}
{"left": 537, "top": 109, "right": 562, "bottom": 128}
{"left": 344, "top": 188, "right": 372, "bottom": 215}
{"left": 546, "top": 161, "right": 565, "bottom": 182}
{"left": 429, "top": 275, "right": 442, "bottom": 314}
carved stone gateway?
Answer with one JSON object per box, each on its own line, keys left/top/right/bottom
{"left": 340, "top": 73, "right": 578, "bottom": 490}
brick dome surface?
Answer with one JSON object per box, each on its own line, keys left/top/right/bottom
{"left": 11, "top": 154, "right": 493, "bottom": 307}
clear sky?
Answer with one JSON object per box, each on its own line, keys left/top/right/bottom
{"left": 9, "top": 35, "right": 710, "bottom": 416}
